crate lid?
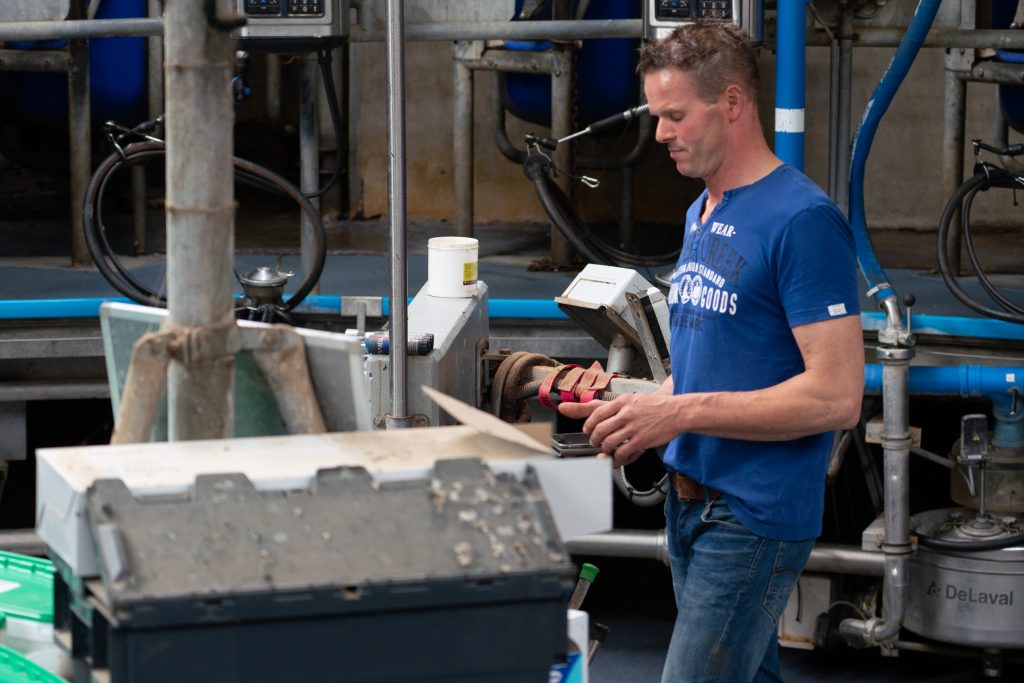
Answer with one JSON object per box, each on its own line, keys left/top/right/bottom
{"left": 0, "top": 553, "right": 55, "bottom": 624}
{"left": 0, "top": 645, "right": 63, "bottom": 683}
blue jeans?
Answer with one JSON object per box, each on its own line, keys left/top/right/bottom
{"left": 661, "top": 492, "right": 814, "bottom": 683}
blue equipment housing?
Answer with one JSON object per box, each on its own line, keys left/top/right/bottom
{"left": 501, "top": 0, "right": 640, "bottom": 128}
{"left": 0, "top": 0, "right": 147, "bottom": 125}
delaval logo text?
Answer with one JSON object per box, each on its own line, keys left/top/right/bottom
{"left": 927, "top": 581, "right": 1014, "bottom": 606}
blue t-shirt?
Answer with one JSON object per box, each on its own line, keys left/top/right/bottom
{"left": 662, "top": 164, "right": 860, "bottom": 541}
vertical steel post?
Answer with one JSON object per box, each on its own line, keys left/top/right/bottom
{"left": 299, "top": 54, "right": 321, "bottom": 292}
{"left": 835, "top": 10, "right": 853, "bottom": 215}
{"left": 164, "top": 0, "right": 237, "bottom": 440}
{"left": 131, "top": 0, "right": 165, "bottom": 256}
{"left": 67, "top": 36, "right": 91, "bottom": 267}
{"left": 453, "top": 46, "right": 474, "bottom": 238}
{"left": 775, "top": 0, "right": 806, "bottom": 169}
{"left": 826, "top": 34, "right": 839, "bottom": 201}
{"left": 943, "top": 68, "right": 966, "bottom": 276}
{"left": 147, "top": 0, "right": 164, "bottom": 119}
{"left": 550, "top": 43, "right": 574, "bottom": 265}
{"left": 385, "top": 0, "right": 411, "bottom": 428}
{"left": 266, "top": 54, "right": 283, "bottom": 124}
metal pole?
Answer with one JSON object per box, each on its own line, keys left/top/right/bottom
{"left": 943, "top": 65, "right": 966, "bottom": 275}
{"left": 299, "top": 54, "right": 321, "bottom": 292}
{"left": 775, "top": 0, "right": 806, "bottom": 169}
{"left": 385, "top": 0, "right": 411, "bottom": 429}
{"left": 164, "top": 0, "right": 237, "bottom": 441}
{"left": 147, "top": 0, "right": 164, "bottom": 117}
{"left": 835, "top": 10, "right": 853, "bottom": 215}
{"left": 453, "top": 44, "right": 474, "bottom": 238}
{"left": 266, "top": 54, "right": 283, "bottom": 124}
{"left": 0, "top": 18, "right": 164, "bottom": 41}
{"left": 807, "top": 27, "right": 1024, "bottom": 50}
{"left": 550, "top": 42, "right": 574, "bottom": 265}
{"left": 134, "top": 0, "right": 166, "bottom": 257}
{"left": 67, "top": 36, "right": 91, "bottom": 267}
{"left": 826, "top": 31, "right": 840, "bottom": 201}
{"left": 565, "top": 531, "right": 885, "bottom": 577}
{"left": 350, "top": 19, "right": 642, "bottom": 43}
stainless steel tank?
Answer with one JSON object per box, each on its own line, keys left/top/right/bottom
{"left": 905, "top": 508, "right": 1024, "bottom": 648}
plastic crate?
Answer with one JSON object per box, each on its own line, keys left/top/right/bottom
{"left": 0, "top": 554, "right": 54, "bottom": 627}
{"left": 0, "top": 645, "right": 63, "bottom": 683}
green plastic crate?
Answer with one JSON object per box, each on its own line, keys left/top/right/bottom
{"left": 0, "top": 645, "right": 64, "bottom": 683}
{"left": 0, "top": 553, "right": 55, "bottom": 625}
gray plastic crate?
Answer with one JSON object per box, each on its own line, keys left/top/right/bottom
{"left": 62, "top": 458, "right": 575, "bottom": 682}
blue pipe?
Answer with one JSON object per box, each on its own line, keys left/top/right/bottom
{"left": 13, "top": 298, "right": 1024, "bottom": 336}
{"left": 865, "top": 364, "right": 1024, "bottom": 448}
{"left": 774, "top": 0, "right": 807, "bottom": 169}
{"left": 0, "top": 297, "right": 571, "bottom": 321}
{"left": 848, "top": 0, "right": 943, "bottom": 307}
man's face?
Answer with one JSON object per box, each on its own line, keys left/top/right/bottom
{"left": 644, "top": 67, "right": 727, "bottom": 180}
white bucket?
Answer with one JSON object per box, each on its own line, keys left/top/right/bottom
{"left": 427, "top": 236, "right": 479, "bottom": 297}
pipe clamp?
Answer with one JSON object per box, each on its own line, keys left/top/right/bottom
{"left": 877, "top": 347, "right": 915, "bottom": 361}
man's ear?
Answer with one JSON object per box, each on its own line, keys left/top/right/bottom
{"left": 723, "top": 84, "right": 745, "bottom": 120}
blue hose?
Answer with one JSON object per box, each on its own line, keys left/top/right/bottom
{"left": 996, "top": 48, "right": 1024, "bottom": 63}
{"left": 848, "top": 0, "right": 943, "bottom": 307}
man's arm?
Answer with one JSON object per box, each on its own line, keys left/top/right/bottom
{"left": 558, "top": 315, "right": 863, "bottom": 464}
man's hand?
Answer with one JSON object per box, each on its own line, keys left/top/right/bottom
{"left": 557, "top": 393, "right": 682, "bottom": 466}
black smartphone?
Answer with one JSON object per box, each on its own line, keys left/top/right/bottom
{"left": 551, "top": 432, "right": 601, "bottom": 457}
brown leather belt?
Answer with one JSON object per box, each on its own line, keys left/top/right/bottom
{"left": 671, "top": 472, "right": 721, "bottom": 501}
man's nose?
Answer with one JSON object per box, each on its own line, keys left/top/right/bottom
{"left": 654, "top": 118, "right": 672, "bottom": 144}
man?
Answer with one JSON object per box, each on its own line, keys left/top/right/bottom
{"left": 558, "top": 24, "right": 864, "bottom": 683}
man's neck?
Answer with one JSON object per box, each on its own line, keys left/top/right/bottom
{"left": 702, "top": 139, "right": 781, "bottom": 221}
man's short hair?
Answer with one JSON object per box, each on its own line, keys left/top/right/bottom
{"left": 637, "top": 23, "right": 760, "bottom": 105}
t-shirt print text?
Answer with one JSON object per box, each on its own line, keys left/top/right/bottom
{"left": 709, "top": 221, "right": 736, "bottom": 237}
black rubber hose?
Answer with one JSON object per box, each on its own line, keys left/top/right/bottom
{"left": 960, "top": 185, "right": 1024, "bottom": 316}
{"left": 83, "top": 144, "right": 166, "bottom": 307}
{"left": 916, "top": 530, "right": 1024, "bottom": 552}
{"left": 83, "top": 141, "right": 327, "bottom": 312}
{"left": 937, "top": 167, "right": 1024, "bottom": 324}
{"left": 523, "top": 153, "right": 680, "bottom": 268}
{"left": 524, "top": 155, "right": 609, "bottom": 265}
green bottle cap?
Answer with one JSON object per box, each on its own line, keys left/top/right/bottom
{"left": 578, "top": 562, "right": 599, "bottom": 583}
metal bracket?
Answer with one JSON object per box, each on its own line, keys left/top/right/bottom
{"left": 375, "top": 414, "right": 430, "bottom": 430}
{"left": 341, "top": 296, "right": 383, "bottom": 335}
{"left": 624, "top": 292, "right": 668, "bottom": 383}
{"left": 454, "top": 39, "right": 486, "bottom": 62}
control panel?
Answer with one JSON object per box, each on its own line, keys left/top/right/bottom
{"left": 644, "top": 0, "right": 763, "bottom": 41}
{"left": 235, "top": 0, "right": 347, "bottom": 52}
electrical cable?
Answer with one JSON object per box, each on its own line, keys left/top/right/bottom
{"left": 936, "top": 164, "right": 1024, "bottom": 325}
{"left": 82, "top": 140, "right": 327, "bottom": 314}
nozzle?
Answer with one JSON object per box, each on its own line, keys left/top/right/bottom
{"left": 525, "top": 133, "right": 559, "bottom": 150}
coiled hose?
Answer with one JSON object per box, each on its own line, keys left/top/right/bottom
{"left": 937, "top": 164, "right": 1024, "bottom": 324}
{"left": 82, "top": 141, "right": 327, "bottom": 314}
